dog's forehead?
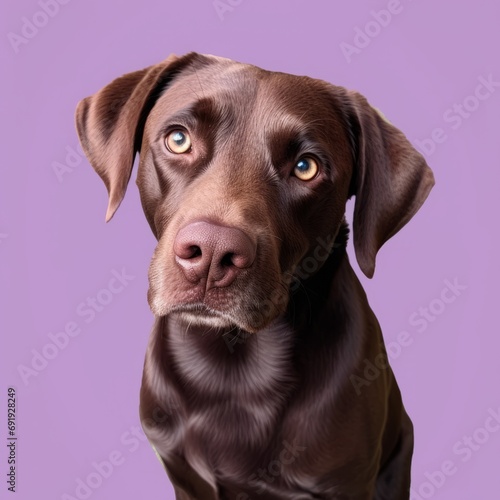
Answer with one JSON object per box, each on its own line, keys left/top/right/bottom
{"left": 148, "top": 60, "right": 338, "bottom": 131}
{"left": 149, "top": 60, "right": 255, "bottom": 112}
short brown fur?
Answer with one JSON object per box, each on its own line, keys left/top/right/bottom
{"left": 76, "top": 52, "right": 434, "bottom": 499}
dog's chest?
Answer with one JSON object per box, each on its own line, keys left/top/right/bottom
{"left": 165, "top": 323, "right": 301, "bottom": 465}
{"left": 145, "top": 320, "right": 378, "bottom": 498}
{"left": 169, "top": 324, "right": 295, "bottom": 432}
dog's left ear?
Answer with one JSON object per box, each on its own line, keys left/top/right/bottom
{"left": 347, "top": 91, "right": 435, "bottom": 278}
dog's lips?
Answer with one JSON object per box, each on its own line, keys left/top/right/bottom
{"left": 166, "top": 300, "right": 280, "bottom": 334}
{"left": 168, "top": 303, "right": 242, "bottom": 329}
{"left": 170, "top": 303, "right": 219, "bottom": 317}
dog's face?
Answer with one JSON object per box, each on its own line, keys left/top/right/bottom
{"left": 139, "top": 58, "right": 354, "bottom": 332}
{"left": 76, "top": 53, "right": 434, "bottom": 333}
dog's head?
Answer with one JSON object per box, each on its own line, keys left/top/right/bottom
{"left": 75, "top": 52, "right": 434, "bottom": 333}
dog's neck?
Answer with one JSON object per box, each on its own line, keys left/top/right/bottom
{"left": 165, "top": 315, "right": 296, "bottom": 386}
{"left": 161, "top": 315, "right": 297, "bottom": 443}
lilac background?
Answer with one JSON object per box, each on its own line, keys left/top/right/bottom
{"left": 1, "top": 0, "right": 499, "bottom": 498}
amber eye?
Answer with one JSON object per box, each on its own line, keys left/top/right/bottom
{"left": 165, "top": 130, "right": 192, "bottom": 154}
{"left": 293, "top": 157, "right": 319, "bottom": 181}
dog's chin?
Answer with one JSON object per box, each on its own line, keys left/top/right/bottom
{"left": 149, "top": 301, "right": 244, "bottom": 331}
{"left": 172, "top": 309, "right": 238, "bottom": 330}
{"left": 149, "top": 300, "right": 279, "bottom": 334}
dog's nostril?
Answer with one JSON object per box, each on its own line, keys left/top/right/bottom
{"left": 220, "top": 252, "right": 235, "bottom": 268}
{"left": 188, "top": 245, "right": 202, "bottom": 259}
{"left": 175, "top": 243, "right": 202, "bottom": 260}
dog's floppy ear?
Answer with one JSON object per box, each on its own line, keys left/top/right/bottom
{"left": 75, "top": 52, "right": 201, "bottom": 222}
{"left": 347, "top": 91, "right": 435, "bottom": 278}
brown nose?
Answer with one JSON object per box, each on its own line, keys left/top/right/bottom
{"left": 173, "top": 221, "right": 256, "bottom": 287}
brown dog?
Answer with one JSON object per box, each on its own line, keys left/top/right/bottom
{"left": 75, "top": 52, "right": 434, "bottom": 499}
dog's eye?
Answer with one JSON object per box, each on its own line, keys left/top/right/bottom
{"left": 293, "top": 157, "right": 319, "bottom": 181}
{"left": 165, "top": 130, "right": 192, "bottom": 154}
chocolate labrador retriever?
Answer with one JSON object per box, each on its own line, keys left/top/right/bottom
{"left": 75, "top": 52, "right": 434, "bottom": 499}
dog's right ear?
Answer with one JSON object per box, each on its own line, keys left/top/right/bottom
{"left": 75, "top": 52, "right": 201, "bottom": 222}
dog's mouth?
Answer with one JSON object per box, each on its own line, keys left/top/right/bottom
{"left": 165, "top": 297, "right": 285, "bottom": 334}
{"left": 168, "top": 303, "right": 244, "bottom": 330}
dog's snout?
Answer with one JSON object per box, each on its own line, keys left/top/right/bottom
{"left": 173, "top": 221, "right": 256, "bottom": 287}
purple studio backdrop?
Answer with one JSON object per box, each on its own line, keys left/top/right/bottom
{"left": 1, "top": 0, "right": 499, "bottom": 499}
